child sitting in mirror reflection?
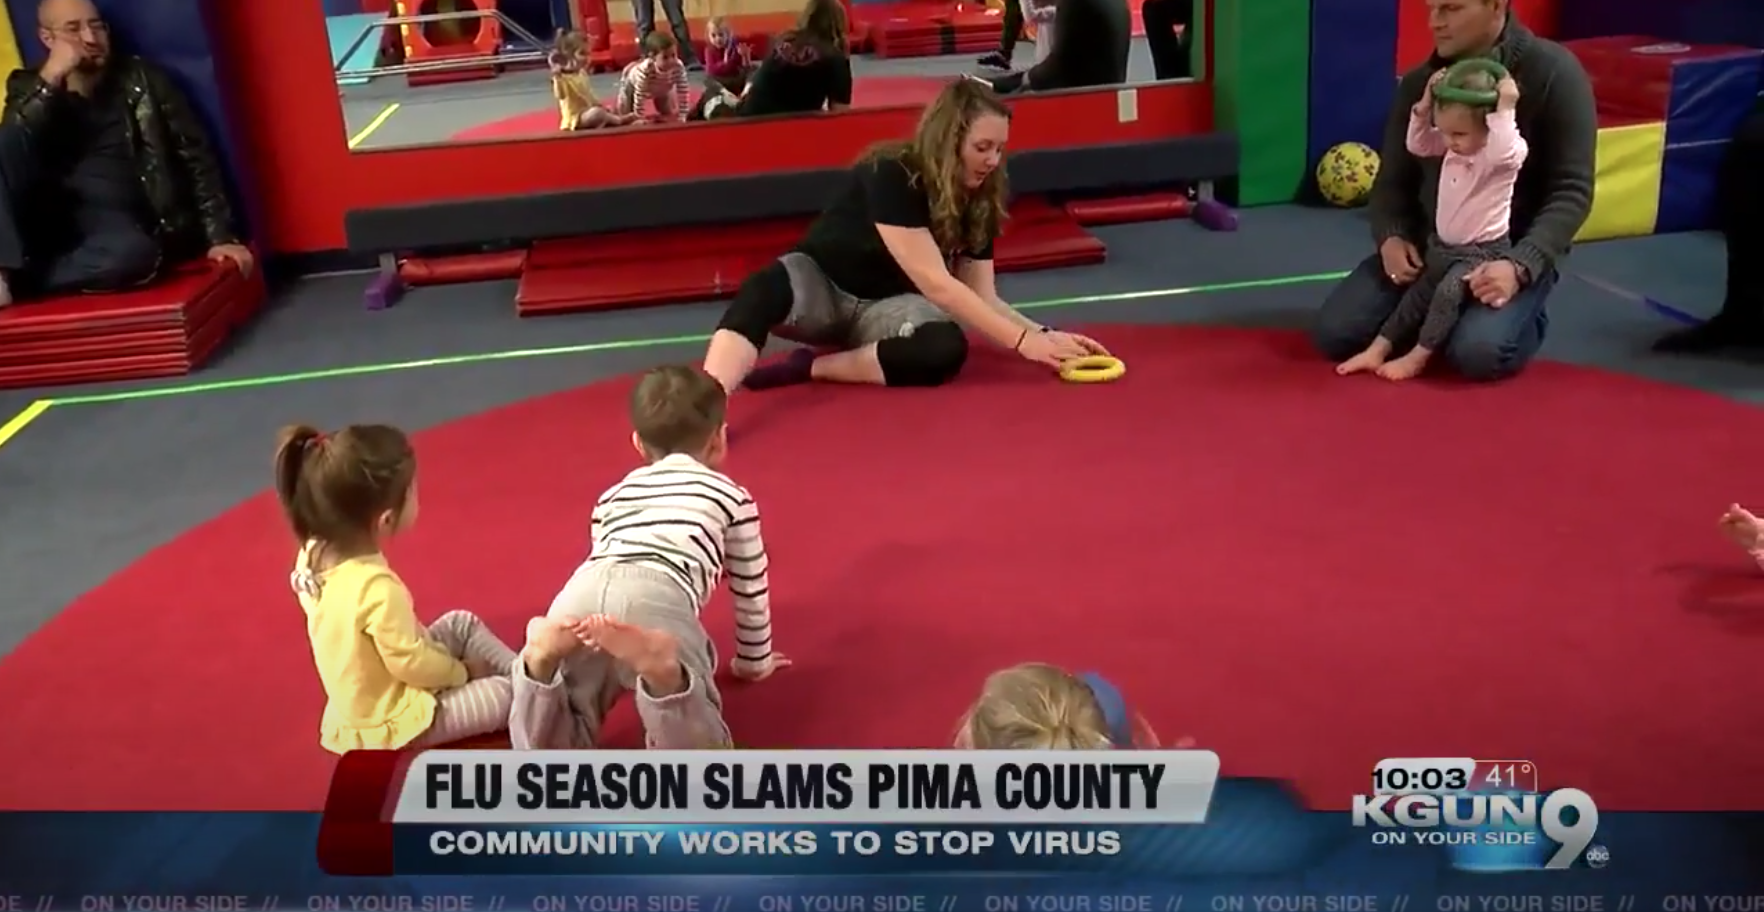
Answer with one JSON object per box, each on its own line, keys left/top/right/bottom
{"left": 615, "top": 32, "right": 692, "bottom": 123}
{"left": 549, "top": 29, "right": 639, "bottom": 130}
{"left": 702, "top": 17, "right": 753, "bottom": 94}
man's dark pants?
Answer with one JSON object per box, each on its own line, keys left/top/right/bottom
{"left": 1716, "top": 106, "right": 1764, "bottom": 320}
{"left": 1140, "top": 0, "right": 1191, "bottom": 80}
{"left": 1311, "top": 254, "right": 1553, "bottom": 380}
{"left": 633, "top": 0, "right": 698, "bottom": 65}
{"left": 0, "top": 122, "right": 159, "bottom": 298}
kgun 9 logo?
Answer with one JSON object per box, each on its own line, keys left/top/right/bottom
{"left": 1352, "top": 789, "right": 1600, "bottom": 870}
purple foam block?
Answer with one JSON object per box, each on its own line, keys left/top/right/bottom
{"left": 364, "top": 272, "right": 405, "bottom": 311}
{"left": 1192, "top": 199, "right": 1239, "bottom": 232}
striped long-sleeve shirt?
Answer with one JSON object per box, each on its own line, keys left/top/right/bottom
{"left": 588, "top": 453, "right": 773, "bottom": 668}
{"left": 621, "top": 57, "right": 691, "bottom": 122}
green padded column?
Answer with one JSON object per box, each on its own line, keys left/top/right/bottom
{"left": 1212, "top": 0, "right": 1311, "bottom": 205}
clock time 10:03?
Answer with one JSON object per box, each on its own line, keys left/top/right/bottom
{"left": 1370, "top": 758, "right": 1540, "bottom": 795}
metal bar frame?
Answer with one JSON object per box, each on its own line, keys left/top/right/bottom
{"left": 333, "top": 7, "right": 554, "bottom": 82}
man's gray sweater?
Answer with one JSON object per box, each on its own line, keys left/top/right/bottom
{"left": 1368, "top": 17, "right": 1598, "bottom": 285}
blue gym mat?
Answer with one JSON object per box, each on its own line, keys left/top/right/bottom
{"left": 328, "top": 13, "right": 385, "bottom": 86}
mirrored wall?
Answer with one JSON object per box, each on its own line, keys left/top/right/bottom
{"left": 327, "top": 0, "right": 1201, "bottom": 151}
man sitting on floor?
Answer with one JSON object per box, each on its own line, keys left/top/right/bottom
{"left": 1310, "top": 0, "right": 1594, "bottom": 381}
{"left": 0, "top": 0, "right": 251, "bottom": 306}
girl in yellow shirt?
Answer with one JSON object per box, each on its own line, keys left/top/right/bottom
{"left": 275, "top": 423, "right": 517, "bottom": 754}
{"left": 549, "top": 29, "right": 639, "bottom": 130}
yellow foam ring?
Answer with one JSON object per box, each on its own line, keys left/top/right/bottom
{"left": 1059, "top": 356, "right": 1126, "bottom": 383}
{"left": 0, "top": 0, "right": 24, "bottom": 76}
{"left": 1576, "top": 120, "right": 1665, "bottom": 242}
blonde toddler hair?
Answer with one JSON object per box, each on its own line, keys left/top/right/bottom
{"left": 956, "top": 663, "right": 1115, "bottom": 750}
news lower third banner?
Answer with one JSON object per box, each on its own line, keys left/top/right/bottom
{"left": 323, "top": 749, "right": 1219, "bottom": 876}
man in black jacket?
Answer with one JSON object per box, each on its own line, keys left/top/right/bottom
{"left": 1311, "top": 0, "right": 1596, "bottom": 381}
{"left": 980, "top": 0, "right": 1130, "bottom": 94}
{"left": 1653, "top": 95, "right": 1764, "bottom": 355}
{"left": 0, "top": 0, "right": 250, "bottom": 305}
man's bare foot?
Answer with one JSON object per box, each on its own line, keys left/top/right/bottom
{"left": 519, "top": 616, "right": 579, "bottom": 681}
{"left": 578, "top": 615, "right": 688, "bottom": 695}
{"left": 0, "top": 272, "right": 13, "bottom": 307}
{"left": 1336, "top": 349, "right": 1386, "bottom": 375}
{"left": 1376, "top": 352, "right": 1428, "bottom": 381}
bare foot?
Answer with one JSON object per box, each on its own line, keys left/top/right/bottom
{"left": 0, "top": 272, "right": 12, "bottom": 307}
{"left": 1336, "top": 349, "right": 1386, "bottom": 375}
{"left": 519, "top": 616, "right": 579, "bottom": 681}
{"left": 1376, "top": 352, "right": 1428, "bottom": 381}
{"left": 1719, "top": 504, "right": 1764, "bottom": 551}
{"left": 578, "top": 615, "right": 688, "bottom": 695}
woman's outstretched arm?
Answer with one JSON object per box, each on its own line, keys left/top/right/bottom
{"left": 953, "top": 257, "right": 1039, "bottom": 332}
{"left": 875, "top": 224, "right": 1024, "bottom": 348}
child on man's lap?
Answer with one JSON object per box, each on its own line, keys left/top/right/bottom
{"left": 1338, "top": 65, "right": 1527, "bottom": 382}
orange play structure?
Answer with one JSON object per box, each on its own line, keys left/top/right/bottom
{"left": 396, "top": 0, "right": 504, "bottom": 84}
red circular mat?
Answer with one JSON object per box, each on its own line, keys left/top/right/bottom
{"left": 449, "top": 76, "right": 950, "bottom": 142}
{"left": 3, "top": 325, "right": 1762, "bottom": 811}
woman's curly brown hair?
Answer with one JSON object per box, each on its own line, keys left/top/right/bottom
{"left": 863, "top": 78, "right": 1011, "bottom": 255}
{"left": 780, "top": 0, "right": 848, "bottom": 56}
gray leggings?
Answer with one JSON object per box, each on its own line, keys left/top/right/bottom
{"left": 510, "top": 562, "right": 732, "bottom": 750}
{"left": 1379, "top": 236, "right": 1512, "bottom": 351}
{"left": 410, "top": 610, "right": 517, "bottom": 746}
{"left": 717, "top": 252, "right": 970, "bottom": 386}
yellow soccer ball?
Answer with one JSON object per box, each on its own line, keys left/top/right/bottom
{"left": 1316, "top": 142, "right": 1380, "bottom": 208}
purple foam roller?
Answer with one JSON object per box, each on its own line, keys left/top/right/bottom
{"left": 1192, "top": 199, "right": 1239, "bottom": 232}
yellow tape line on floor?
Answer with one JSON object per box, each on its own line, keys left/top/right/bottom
{"left": 0, "top": 399, "right": 52, "bottom": 449}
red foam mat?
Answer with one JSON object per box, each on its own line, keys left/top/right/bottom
{"left": 0, "top": 264, "right": 238, "bottom": 342}
{"left": 0, "top": 263, "right": 263, "bottom": 389}
{"left": 517, "top": 202, "right": 1103, "bottom": 316}
{"left": 399, "top": 250, "right": 528, "bottom": 286}
{"left": 527, "top": 217, "right": 814, "bottom": 270}
{"left": 1064, "top": 193, "right": 1194, "bottom": 226}
{"left": 871, "top": 13, "right": 999, "bottom": 58}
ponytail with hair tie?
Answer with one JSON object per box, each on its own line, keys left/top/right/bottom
{"left": 1077, "top": 672, "right": 1133, "bottom": 748}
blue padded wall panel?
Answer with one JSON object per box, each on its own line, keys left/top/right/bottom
{"left": 5, "top": 0, "right": 258, "bottom": 242}
{"left": 1306, "top": 0, "right": 1398, "bottom": 169}
{"left": 1667, "top": 52, "right": 1762, "bottom": 145}
{"left": 1656, "top": 141, "right": 1725, "bottom": 234}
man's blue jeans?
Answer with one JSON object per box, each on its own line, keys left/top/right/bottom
{"left": 1311, "top": 253, "right": 1553, "bottom": 381}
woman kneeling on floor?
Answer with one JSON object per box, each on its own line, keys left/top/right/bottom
{"left": 701, "top": 78, "right": 1109, "bottom": 392}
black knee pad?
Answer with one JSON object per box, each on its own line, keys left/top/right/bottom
{"left": 877, "top": 321, "right": 969, "bottom": 387}
{"left": 716, "top": 259, "right": 795, "bottom": 348}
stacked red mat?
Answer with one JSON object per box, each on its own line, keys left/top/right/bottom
{"left": 0, "top": 261, "right": 264, "bottom": 390}
{"left": 870, "top": 10, "right": 1000, "bottom": 59}
{"left": 515, "top": 197, "right": 1104, "bottom": 316}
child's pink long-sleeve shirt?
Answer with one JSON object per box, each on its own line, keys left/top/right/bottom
{"left": 1406, "top": 106, "right": 1528, "bottom": 246}
{"left": 704, "top": 42, "right": 745, "bottom": 80}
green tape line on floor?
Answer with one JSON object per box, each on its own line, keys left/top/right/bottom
{"left": 48, "top": 272, "right": 1349, "bottom": 406}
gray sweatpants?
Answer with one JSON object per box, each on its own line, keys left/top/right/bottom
{"left": 509, "top": 562, "right": 731, "bottom": 750}
{"left": 410, "top": 610, "right": 517, "bottom": 746}
{"left": 1378, "top": 236, "right": 1512, "bottom": 351}
{"left": 773, "top": 251, "right": 954, "bottom": 349}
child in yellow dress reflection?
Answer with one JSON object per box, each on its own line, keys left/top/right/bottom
{"left": 549, "top": 29, "right": 639, "bottom": 131}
